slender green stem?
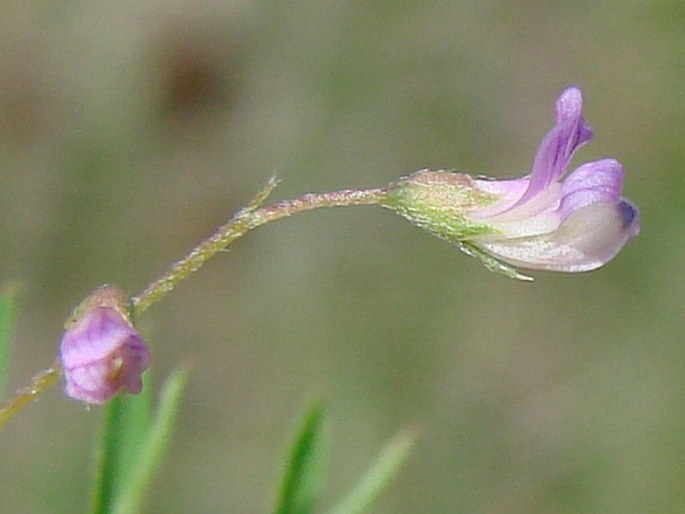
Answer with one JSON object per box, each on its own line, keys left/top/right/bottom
{"left": 131, "top": 184, "right": 386, "bottom": 317}
{"left": 0, "top": 181, "right": 386, "bottom": 427}
{"left": 0, "top": 359, "right": 61, "bottom": 428}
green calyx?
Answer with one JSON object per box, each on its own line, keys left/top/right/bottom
{"left": 65, "top": 285, "right": 134, "bottom": 329}
{"left": 382, "top": 170, "right": 500, "bottom": 242}
{"left": 381, "top": 170, "right": 532, "bottom": 280}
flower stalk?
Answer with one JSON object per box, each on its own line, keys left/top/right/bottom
{"left": 0, "top": 182, "right": 387, "bottom": 425}
{"left": 0, "top": 360, "right": 60, "bottom": 427}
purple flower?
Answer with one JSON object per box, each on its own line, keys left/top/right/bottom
{"left": 466, "top": 86, "right": 640, "bottom": 272}
{"left": 60, "top": 287, "right": 150, "bottom": 404}
{"left": 385, "top": 87, "right": 639, "bottom": 278}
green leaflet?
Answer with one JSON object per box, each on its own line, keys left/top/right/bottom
{"left": 91, "top": 367, "right": 190, "bottom": 514}
{"left": 327, "top": 429, "right": 415, "bottom": 514}
{"left": 275, "top": 401, "right": 328, "bottom": 514}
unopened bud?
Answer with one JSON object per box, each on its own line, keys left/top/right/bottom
{"left": 60, "top": 285, "right": 150, "bottom": 404}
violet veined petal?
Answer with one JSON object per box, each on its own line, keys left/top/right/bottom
{"left": 476, "top": 200, "right": 640, "bottom": 272}
{"left": 510, "top": 87, "right": 593, "bottom": 209}
{"left": 559, "top": 159, "right": 624, "bottom": 220}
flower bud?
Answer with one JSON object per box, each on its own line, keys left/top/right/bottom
{"left": 60, "top": 285, "right": 150, "bottom": 404}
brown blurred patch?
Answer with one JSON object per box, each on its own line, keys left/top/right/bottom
{"left": 0, "top": 57, "right": 53, "bottom": 144}
{"left": 151, "top": 19, "right": 246, "bottom": 121}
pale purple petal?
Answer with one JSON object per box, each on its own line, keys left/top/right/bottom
{"left": 510, "top": 87, "right": 593, "bottom": 209}
{"left": 60, "top": 306, "right": 150, "bottom": 404}
{"left": 477, "top": 201, "right": 640, "bottom": 272}
{"left": 471, "top": 177, "right": 530, "bottom": 218}
{"left": 476, "top": 182, "right": 563, "bottom": 236}
{"left": 61, "top": 309, "right": 138, "bottom": 366}
{"left": 65, "top": 361, "right": 119, "bottom": 404}
{"left": 555, "top": 87, "right": 584, "bottom": 124}
{"left": 559, "top": 159, "right": 624, "bottom": 220}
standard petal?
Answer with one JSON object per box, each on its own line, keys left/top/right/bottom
{"left": 510, "top": 87, "right": 594, "bottom": 209}
{"left": 476, "top": 200, "right": 640, "bottom": 272}
{"left": 559, "top": 159, "right": 624, "bottom": 220}
{"left": 555, "top": 86, "right": 584, "bottom": 124}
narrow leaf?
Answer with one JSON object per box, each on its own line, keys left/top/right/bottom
{"left": 91, "top": 372, "right": 154, "bottom": 514}
{"left": 0, "top": 284, "right": 18, "bottom": 400}
{"left": 111, "top": 366, "right": 190, "bottom": 514}
{"left": 116, "top": 375, "right": 154, "bottom": 478}
{"left": 275, "top": 401, "right": 328, "bottom": 514}
{"left": 327, "top": 429, "right": 416, "bottom": 514}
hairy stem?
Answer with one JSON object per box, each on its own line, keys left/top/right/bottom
{"left": 131, "top": 183, "right": 386, "bottom": 317}
{"left": 0, "top": 360, "right": 61, "bottom": 428}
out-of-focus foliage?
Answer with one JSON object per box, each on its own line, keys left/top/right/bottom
{"left": 273, "top": 401, "right": 413, "bottom": 514}
{"left": 0, "top": 286, "right": 17, "bottom": 399}
{"left": 0, "top": 2, "right": 678, "bottom": 513}
{"left": 92, "top": 368, "right": 188, "bottom": 514}
{"left": 327, "top": 427, "right": 415, "bottom": 514}
{"left": 275, "top": 401, "right": 328, "bottom": 514}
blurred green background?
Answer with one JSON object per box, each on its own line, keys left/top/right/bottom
{"left": 0, "top": 2, "right": 677, "bottom": 513}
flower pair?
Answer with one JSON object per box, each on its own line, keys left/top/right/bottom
{"left": 59, "top": 87, "right": 640, "bottom": 406}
